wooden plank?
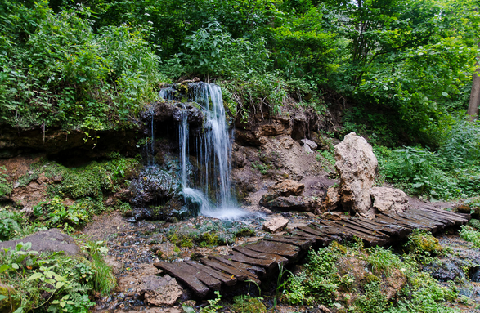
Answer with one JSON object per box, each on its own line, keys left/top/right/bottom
{"left": 244, "top": 240, "right": 300, "bottom": 259}
{"left": 412, "top": 209, "right": 454, "bottom": 227}
{"left": 418, "top": 207, "right": 468, "bottom": 225}
{"left": 291, "top": 229, "right": 335, "bottom": 246}
{"left": 200, "top": 257, "right": 252, "bottom": 281}
{"left": 334, "top": 220, "right": 389, "bottom": 238}
{"left": 326, "top": 221, "right": 388, "bottom": 247}
{"left": 226, "top": 251, "right": 276, "bottom": 270}
{"left": 186, "top": 261, "right": 236, "bottom": 286}
{"left": 263, "top": 235, "right": 315, "bottom": 250}
{"left": 232, "top": 246, "right": 289, "bottom": 267}
{"left": 349, "top": 219, "right": 406, "bottom": 238}
{"left": 154, "top": 262, "right": 210, "bottom": 297}
{"left": 378, "top": 213, "right": 429, "bottom": 230}
{"left": 211, "top": 256, "right": 265, "bottom": 279}
{"left": 375, "top": 214, "right": 414, "bottom": 229}
{"left": 396, "top": 211, "right": 443, "bottom": 232}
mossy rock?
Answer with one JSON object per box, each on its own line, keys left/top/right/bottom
{"left": 0, "top": 284, "right": 20, "bottom": 313}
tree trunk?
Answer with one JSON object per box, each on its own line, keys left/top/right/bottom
{"left": 468, "top": 42, "right": 480, "bottom": 121}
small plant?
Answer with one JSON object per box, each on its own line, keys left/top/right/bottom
{"left": 0, "top": 166, "right": 11, "bottom": 197}
{"left": 200, "top": 291, "right": 222, "bottom": 313}
{"left": 231, "top": 295, "right": 266, "bottom": 313}
{"left": 460, "top": 226, "right": 480, "bottom": 248}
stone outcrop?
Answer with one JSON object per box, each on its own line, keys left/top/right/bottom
{"left": 335, "top": 132, "right": 378, "bottom": 218}
{"left": 262, "top": 216, "right": 289, "bottom": 233}
{"left": 0, "top": 229, "right": 80, "bottom": 255}
{"left": 370, "top": 187, "right": 408, "bottom": 213}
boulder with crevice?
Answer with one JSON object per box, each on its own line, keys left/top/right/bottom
{"left": 334, "top": 132, "right": 378, "bottom": 218}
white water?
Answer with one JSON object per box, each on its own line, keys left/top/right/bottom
{"left": 160, "top": 83, "right": 250, "bottom": 220}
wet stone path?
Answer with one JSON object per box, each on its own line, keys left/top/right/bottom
{"left": 153, "top": 207, "right": 469, "bottom": 299}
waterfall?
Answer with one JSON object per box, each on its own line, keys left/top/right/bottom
{"left": 160, "top": 83, "right": 248, "bottom": 219}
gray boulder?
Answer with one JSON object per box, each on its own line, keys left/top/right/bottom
{"left": 0, "top": 228, "right": 80, "bottom": 255}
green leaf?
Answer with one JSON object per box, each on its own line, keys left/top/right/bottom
{"left": 28, "top": 272, "right": 43, "bottom": 280}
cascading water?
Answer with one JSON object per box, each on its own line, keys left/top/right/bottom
{"left": 160, "top": 83, "right": 248, "bottom": 219}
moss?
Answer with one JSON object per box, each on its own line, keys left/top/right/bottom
{"left": 406, "top": 230, "right": 442, "bottom": 256}
{"left": 0, "top": 284, "right": 20, "bottom": 313}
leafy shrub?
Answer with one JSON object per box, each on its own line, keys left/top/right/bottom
{"left": 0, "top": 240, "right": 114, "bottom": 312}
{"left": 0, "top": 1, "right": 162, "bottom": 130}
{"left": 467, "top": 219, "right": 480, "bottom": 230}
{"left": 34, "top": 197, "right": 92, "bottom": 232}
{"left": 0, "top": 210, "right": 23, "bottom": 241}
{"left": 0, "top": 166, "right": 11, "bottom": 197}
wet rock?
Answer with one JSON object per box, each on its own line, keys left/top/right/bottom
{"left": 262, "top": 216, "right": 289, "bottom": 233}
{"left": 424, "top": 260, "right": 465, "bottom": 282}
{"left": 140, "top": 275, "right": 182, "bottom": 306}
{"left": 0, "top": 284, "right": 20, "bottom": 313}
{"left": 0, "top": 228, "right": 80, "bottom": 255}
{"left": 334, "top": 132, "right": 378, "bottom": 219}
{"left": 370, "top": 187, "right": 408, "bottom": 214}
{"left": 129, "top": 166, "right": 179, "bottom": 207}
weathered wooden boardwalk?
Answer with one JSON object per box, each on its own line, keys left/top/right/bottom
{"left": 154, "top": 207, "right": 469, "bottom": 298}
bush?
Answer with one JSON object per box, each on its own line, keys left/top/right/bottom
{"left": 0, "top": 1, "right": 162, "bottom": 130}
{"left": 0, "top": 240, "right": 115, "bottom": 312}
{"left": 281, "top": 242, "right": 457, "bottom": 312}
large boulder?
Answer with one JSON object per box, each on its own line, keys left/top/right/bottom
{"left": 334, "top": 132, "right": 378, "bottom": 219}
{"left": 370, "top": 187, "right": 408, "bottom": 213}
{"left": 0, "top": 229, "right": 81, "bottom": 255}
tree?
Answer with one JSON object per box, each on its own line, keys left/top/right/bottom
{"left": 468, "top": 42, "right": 480, "bottom": 121}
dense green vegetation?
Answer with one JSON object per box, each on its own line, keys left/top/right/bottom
{"left": 282, "top": 239, "right": 459, "bottom": 312}
{"left": 1, "top": 0, "right": 478, "bottom": 135}
{"left": 0, "top": 240, "right": 115, "bottom": 312}
{"left": 1, "top": 0, "right": 479, "bottom": 202}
